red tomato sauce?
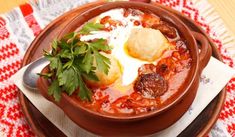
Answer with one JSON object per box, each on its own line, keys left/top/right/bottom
{"left": 74, "top": 8, "right": 192, "bottom": 116}
{"left": 74, "top": 42, "right": 191, "bottom": 116}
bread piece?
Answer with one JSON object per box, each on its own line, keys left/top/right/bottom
{"left": 126, "top": 28, "right": 169, "bottom": 61}
{"left": 85, "top": 53, "right": 121, "bottom": 88}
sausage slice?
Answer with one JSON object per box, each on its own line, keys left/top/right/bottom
{"left": 151, "top": 21, "right": 177, "bottom": 39}
{"left": 134, "top": 73, "right": 168, "bottom": 99}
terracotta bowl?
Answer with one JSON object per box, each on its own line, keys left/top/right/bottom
{"left": 37, "top": 1, "right": 212, "bottom": 136}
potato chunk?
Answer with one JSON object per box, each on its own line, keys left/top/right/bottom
{"left": 126, "top": 28, "right": 169, "bottom": 61}
{"left": 85, "top": 53, "right": 121, "bottom": 88}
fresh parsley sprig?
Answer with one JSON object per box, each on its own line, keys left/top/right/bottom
{"left": 41, "top": 23, "right": 111, "bottom": 101}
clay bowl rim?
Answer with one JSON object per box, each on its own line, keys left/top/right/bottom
{"left": 39, "top": 1, "right": 200, "bottom": 121}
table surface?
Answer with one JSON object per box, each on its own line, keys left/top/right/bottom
{"left": 0, "top": 0, "right": 235, "bottom": 39}
{"left": 0, "top": 0, "right": 234, "bottom": 136}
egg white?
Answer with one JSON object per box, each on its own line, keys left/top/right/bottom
{"left": 81, "top": 9, "right": 155, "bottom": 86}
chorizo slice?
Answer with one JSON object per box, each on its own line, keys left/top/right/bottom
{"left": 134, "top": 73, "right": 168, "bottom": 99}
{"left": 151, "top": 21, "right": 177, "bottom": 39}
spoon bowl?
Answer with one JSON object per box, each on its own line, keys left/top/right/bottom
{"left": 23, "top": 57, "right": 49, "bottom": 91}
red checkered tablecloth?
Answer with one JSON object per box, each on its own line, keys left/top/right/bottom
{"left": 0, "top": 0, "right": 234, "bottom": 136}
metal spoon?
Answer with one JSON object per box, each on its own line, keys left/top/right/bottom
{"left": 23, "top": 57, "right": 49, "bottom": 91}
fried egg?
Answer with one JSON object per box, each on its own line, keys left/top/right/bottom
{"left": 81, "top": 9, "right": 169, "bottom": 86}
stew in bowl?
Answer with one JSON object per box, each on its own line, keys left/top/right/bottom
{"left": 37, "top": 1, "right": 211, "bottom": 135}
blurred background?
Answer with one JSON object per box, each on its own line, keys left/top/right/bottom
{"left": 0, "top": 0, "right": 234, "bottom": 39}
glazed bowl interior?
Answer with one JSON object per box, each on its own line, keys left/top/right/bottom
{"left": 51, "top": 1, "right": 199, "bottom": 121}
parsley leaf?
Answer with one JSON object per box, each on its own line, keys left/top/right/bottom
{"left": 46, "top": 56, "right": 59, "bottom": 70}
{"left": 40, "top": 22, "right": 111, "bottom": 102}
{"left": 63, "top": 32, "right": 77, "bottom": 40}
{"left": 59, "top": 49, "right": 73, "bottom": 59}
{"left": 77, "top": 73, "right": 92, "bottom": 101}
{"left": 48, "top": 79, "right": 61, "bottom": 102}
{"left": 59, "top": 39, "right": 70, "bottom": 49}
{"left": 58, "top": 67, "right": 79, "bottom": 95}
{"left": 93, "top": 50, "right": 111, "bottom": 75}
{"left": 80, "top": 23, "right": 104, "bottom": 34}
{"left": 89, "top": 39, "right": 112, "bottom": 51}
{"left": 51, "top": 39, "right": 58, "bottom": 50}
{"left": 73, "top": 44, "right": 87, "bottom": 55}
{"left": 46, "top": 56, "right": 62, "bottom": 76}
{"left": 82, "top": 71, "right": 99, "bottom": 81}
{"left": 82, "top": 48, "right": 94, "bottom": 74}
{"left": 37, "top": 73, "right": 53, "bottom": 79}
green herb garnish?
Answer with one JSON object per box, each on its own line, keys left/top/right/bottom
{"left": 79, "top": 23, "right": 104, "bottom": 34}
{"left": 41, "top": 23, "right": 111, "bottom": 101}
